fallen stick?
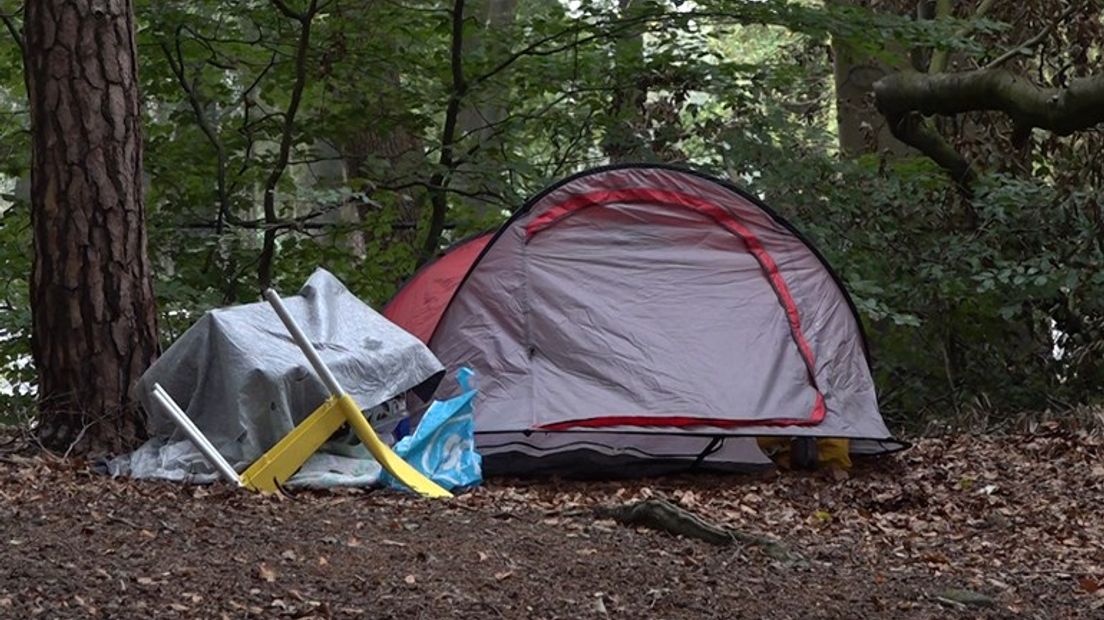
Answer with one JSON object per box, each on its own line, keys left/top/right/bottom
{"left": 594, "top": 498, "right": 800, "bottom": 562}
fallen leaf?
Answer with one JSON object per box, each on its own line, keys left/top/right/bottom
{"left": 318, "top": 556, "right": 329, "bottom": 567}
{"left": 1079, "top": 576, "right": 1101, "bottom": 593}
{"left": 921, "top": 551, "right": 950, "bottom": 565}
{"left": 257, "top": 563, "right": 277, "bottom": 583}
{"left": 136, "top": 577, "right": 154, "bottom": 585}
{"left": 494, "top": 571, "right": 513, "bottom": 581}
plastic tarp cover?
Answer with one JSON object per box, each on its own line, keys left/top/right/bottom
{"left": 107, "top": 268, "right": 445, "bottom": 487}
{"left": 382, "top": 368, "right": 482, "bottom": 492}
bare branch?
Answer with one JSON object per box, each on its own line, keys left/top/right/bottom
{"left": 159, "top": 32, "right": 238, "bottom": 231}
{"left": 874, "top": 67, "right": 1104, "bottom": 187}
{"left": 269, "top": 0, "right": 304, "bottom": 20}
{"left": 419, "top": 0, "right": 467, "bottom": 265}
{"left": 927, "top": 0, "right": 955, "bottom": 74}
{"left": 985, "top": 1, "right": 1084, "bottom": 70}
{"left": 883, "top": 111, "right": 978, "bottom": 188}
{"left": 875, "top": 69, "right": 1104, "bottom": 137}
{"left": 257, "top": 0, "right": 320, "bottom": 289}
{"left": 0, "top": 10, "right": 21, "bottom": 55}
{"left": 467, "top": 12, "right": 659, "bottom": 90}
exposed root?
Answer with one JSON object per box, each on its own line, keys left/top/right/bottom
{"left": 594, "top": 498, "right": 801, "bottom": 562}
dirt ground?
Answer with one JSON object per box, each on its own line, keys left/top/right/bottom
{"left": 1, "top": 430, "right": 1102, "bottom": 619}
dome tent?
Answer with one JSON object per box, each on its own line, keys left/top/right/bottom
{"left": 384, "top": 164, "right": 904, "bottom": 476}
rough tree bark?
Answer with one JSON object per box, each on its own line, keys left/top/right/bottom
{"left": 24, "top": 0, "right": 159, "bottom": 453}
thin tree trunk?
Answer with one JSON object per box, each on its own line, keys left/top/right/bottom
{"left": 420, "top": 0, "right": 467, "bottom": 265}
{"left": 24, "top": 0, "right": 159, "bottom": 454}
{"left": 603, "top": 0, "right": 649, "bottom": 162}
{"left": 827, "top": 0, "right": 913, "bottom": 157}
{"left": 452, "top": 0, "right": 518, "bottom": 216}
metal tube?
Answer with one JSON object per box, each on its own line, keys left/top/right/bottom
{"left": 263, "top": 288, "right": 344, "bottom": 397}
{"left": 151, "top": 383, "right": 243, "bottom": 487}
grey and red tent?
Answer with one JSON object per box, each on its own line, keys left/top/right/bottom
{"left": 384, "top": 164, "right": 903, "bottom": 475}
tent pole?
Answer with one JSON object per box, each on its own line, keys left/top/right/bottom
{"left": 263, "top": 288, "right": 343, "bottom": 397}
{"left": 151, "top": 383, "right": 243, "bottom": 487}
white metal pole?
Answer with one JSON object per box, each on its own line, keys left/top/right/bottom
{"left": 263, "top": 288, "right": 344, "bottom": 397}
{"left": 151, "top": 383, "right": 243, "bottom": 487}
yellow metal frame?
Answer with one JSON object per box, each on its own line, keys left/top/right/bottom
{"left": 241, "top": 397, "right": 345, "bottom": 492}
{"left": 241, "top": 394, "right": 453, "bottom": 498}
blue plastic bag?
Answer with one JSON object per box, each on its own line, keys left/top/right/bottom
{"left": 382, "top": 368, "right": 482, "bottom": 492}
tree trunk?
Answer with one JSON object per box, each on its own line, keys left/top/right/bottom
{"left": 827, "top": 0, "right": 914, "bottom": 157}
{"left": 452, "top": 0, "right": 518, "bottom": 216}
{"left": 24, "top": 0, "right": 159, "bottom": 454}
{"left": 603, "top": 0, "right": 650, "bottom": 162}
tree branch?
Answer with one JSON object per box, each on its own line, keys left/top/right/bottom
{"left": 0, "top": 9, "right": 22, "bottom": 55}
{"left": 875, "top": 69, "right": 1104, "bottom": 185}
{"left": 269, "top": 0, "right": 304, "bottom": 20}
{"left": 889, "top": 111, "right": 978, "bottom": 187}
{"left": 257, "top": 0, "right": 320, "bottom": 290}
{"left": 594, "top": 499, "right": 800, "bottom": 562}
{"left": 159, "top": 33, "right": 238, "bottom": 232}
{"left": 985, "top": 1, "right": 1083, "bottom": 70}
{"left": 419, "top": 0, "right": 467, "bottom": 266}
{"left": 875, "top": 69, "right": 1104, "bottom": 137}
{"left": 875, "top": 1, "right": 1099, "bottom": 189}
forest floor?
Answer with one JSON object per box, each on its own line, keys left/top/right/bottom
{"left": 0, "top": 429, "right": 1102, "bottom": 619}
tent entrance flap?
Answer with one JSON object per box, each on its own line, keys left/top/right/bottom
{"left": 522, "top": 198, "right": 824, "bottom": 430}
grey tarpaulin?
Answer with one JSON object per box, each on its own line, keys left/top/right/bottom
{"left": 107, "top": 268, "right": 445, "bottom": 486}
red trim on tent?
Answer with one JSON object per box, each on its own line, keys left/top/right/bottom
{"left": 526, "top": 188, "right": 826, "bottom": 428}
{"left": 538, "top": 394, "right": 827, "bottom": 430}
